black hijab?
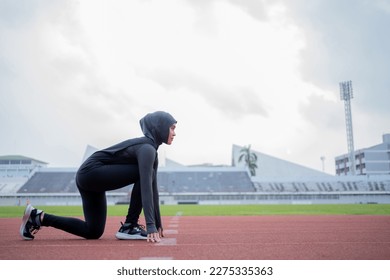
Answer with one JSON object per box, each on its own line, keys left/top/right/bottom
{"left": 140, "top": 111, "right": 177, "bottom": 147}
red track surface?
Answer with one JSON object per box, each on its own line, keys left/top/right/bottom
{"left": 1, "top": 215, "right": 390, "bottom": 260}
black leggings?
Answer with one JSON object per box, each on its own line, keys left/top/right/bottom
{"left": 42, "top": 164, "right": 142, "bottom": 239}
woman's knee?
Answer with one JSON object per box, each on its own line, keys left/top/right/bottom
{"left": 85, "top": 229, "right": 104, "bottom": 239}
{"left": 83, "top": 221, "right": 105, "bottom": 239}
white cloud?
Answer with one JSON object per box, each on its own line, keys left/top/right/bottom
{"left": 0, "top": 0, "right": 388, "bottom": 174}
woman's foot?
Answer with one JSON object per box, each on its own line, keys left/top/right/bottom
{"left": 20, "top": 204, "right": 43, "bottom": 240}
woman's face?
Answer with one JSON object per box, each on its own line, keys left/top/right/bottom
{"left": 167, "top": 124, "right": 176, "bottom": 145}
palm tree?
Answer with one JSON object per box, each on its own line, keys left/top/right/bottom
{"left": 238, "top": 145, "right": 258, "bottom": 176}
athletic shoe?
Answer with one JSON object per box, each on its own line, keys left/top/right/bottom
{"left": 20, "top": 204, "right": 43, "bottom": 240}
{"left": 115, "top": 222, "right": 147, "bottom": 240}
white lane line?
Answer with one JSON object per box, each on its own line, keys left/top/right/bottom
{"left": 168, "top": 223, "right": 179, "bottom": 228}
{"left": 156, "top": 238, "right": 177, "bottom": 246}
{"left": 139, "top": 257, "right": 173, "bottom": 260}
{"left": 164, "top": 229, "right": 178, "bottom": 235}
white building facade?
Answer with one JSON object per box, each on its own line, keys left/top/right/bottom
{"left": 335, "top": 134, "right": 390, "bottom": 176}
{"left": 0, "top": 155, "right": 47, "bottom": 178}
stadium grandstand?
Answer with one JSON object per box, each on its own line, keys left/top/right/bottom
{"left": 0, "top": 155, "right": 47, "bottom": 194}
{"left": 1, "top": 144, "right": 389, "bottom": 206}
{"left": 18, "top": 168, "right": 78, "bottom": 193}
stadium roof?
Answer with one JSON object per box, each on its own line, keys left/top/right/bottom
{"left": 0, "top": 155, "right": 48, "bottom": 164}
{"left": 232, "top": 144, "right": 333, "bottom": 179}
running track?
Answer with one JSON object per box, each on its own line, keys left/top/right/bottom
{"left": 1, "top": 215, "right": 390, "bottom": 260}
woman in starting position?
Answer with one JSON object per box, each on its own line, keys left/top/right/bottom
{"left": 20, "top": 111, "right": 177, "bottom": 243}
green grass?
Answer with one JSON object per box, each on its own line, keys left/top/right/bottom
{"left": 1, "top": 204, "right": 390, "bottom": 218}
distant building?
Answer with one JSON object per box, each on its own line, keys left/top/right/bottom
{"left": 0, "top": 155, "right": 48, "bottom": 193}
{"left": 335, "top": 134, "right": 390, "bottom": 176}
{"left": 0, "top": 155, "right": 47, "bottom": 178}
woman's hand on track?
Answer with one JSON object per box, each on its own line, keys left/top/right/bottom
{"left": 147, "top": 232, "right": 161, "bottom": 243}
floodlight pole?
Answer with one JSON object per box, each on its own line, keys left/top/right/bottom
{"left": 339, "top": 80, "right": 356, "bottom": 175}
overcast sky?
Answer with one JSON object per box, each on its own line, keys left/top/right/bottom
{"left": 1, "top": 0, "right": 389, "bottom": 174}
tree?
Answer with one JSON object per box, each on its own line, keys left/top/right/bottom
{"left": 238, "top": 145, "right": 258, "bottom": 176}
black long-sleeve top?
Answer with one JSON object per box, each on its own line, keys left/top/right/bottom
{"left": 79, "top": 111, "right": 176, "bottom": 234}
